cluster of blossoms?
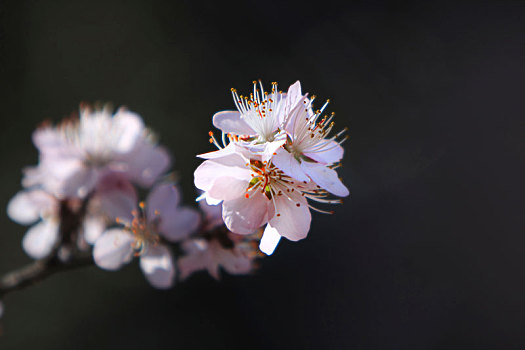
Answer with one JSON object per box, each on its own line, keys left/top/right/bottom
{"left": 195, "top": 81, "right": 349, "bottom": 255}
{"left": 7, "top": 104, "right": 260, "bottom": 289}
{"left": 5, "top": 80, "right": 348, "bottom": 293}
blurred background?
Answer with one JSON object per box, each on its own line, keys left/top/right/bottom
{"left": 0, "top": 1, "right": 524, "bottom": 349}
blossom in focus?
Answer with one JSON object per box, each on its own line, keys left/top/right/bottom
{"left": 23, "top": 105, "right": 170, "bottom": 198}
{"left": 178, "top": 200, "right": 260, "bottom": 280}
{"left": 194, "top": 143, "right": 315, "bottom": 252}
{"left": 211, "top": 81, "right": 304, "bottom": 161}
{"left": 195, "top": 80, "right": 349, "bottom": 255}
{"left": 93, "top": 182, "right": 200, "bottom": 289}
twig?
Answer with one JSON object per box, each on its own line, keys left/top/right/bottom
{"left": 0, "top": 254, "right": 94, "bottom": 298}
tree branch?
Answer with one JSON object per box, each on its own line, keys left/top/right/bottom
{"left": 0, "top": 254, "right": 93, "bottom": 298}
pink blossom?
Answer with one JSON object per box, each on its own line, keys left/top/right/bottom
{"left": 93, "top": 183, "right": 200, "bottom": 289}
{"left": 24, "top": 105, "right": 170, "bottom": 198}
{"left": 194, "top": 144, "right": 316, "bottom": 254}
{"left": 178, "top": 236, "right": 256, "bottom": 280}
{"left": 271, "top": 83, "right": 349, "bottom": 197}
{"left": 195, "top": 81, "right": 350, "bottom": 255}
{"left": 211, "top": 81, "right": 304, "bottom": 161}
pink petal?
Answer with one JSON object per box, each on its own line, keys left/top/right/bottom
{"left": 95, "top": 174, "right": 138, "bottom": 223}
{"left": 303, "top": 140, "right": 344, "bottom": 165}
{"left": 215, "top": 245, "right": 253, "bottom": 275}
{"left": 93, "top": 229, "right": 134, "bottom": 271}
{"left": 160, "top": 206, "right": 201, "bottom": 242}
{"left": 272, "top": 148, "right": 309, "bottom": 182}
{"left": 22, "top": 219, "right": 59, "bottom": 259}
{"left": 222, "top": 190, "right": 269, "bottom": 235}
{"left": 146, "top": 183, "right": 180, "bottom": 218}
{"left": 140, "top": 244, "right": 175, "bottom": 289}
{"left": 259, "top": 224, "right": 282, "bottom": 255}
{"left": 212, "top": 110, "right": 255, "bottom": 135}
{"left": 300, "top": 161, "right": 349, "bottom": 197}
{"left": 269, "top": 192, "right": 311, "bottom": 241}
{"left": 194, "top": 156, "right": 251, "bottom": 192}
{"left": 123, "top": 142, "right": 171, "bottom": 187}
{"left": 60, "top": 166, "right": 100, "bottom": 198}
{"left": 7, "top": 190, "right": 56, "bottom": 225}
{"left": 178, "top": 240, "right": 212, "bottom": 280}
{"left": 208, "top": 176, "right": 248, "bottom": 202}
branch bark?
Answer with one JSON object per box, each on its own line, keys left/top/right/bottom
{"left": 0, "top": 254, "right": 94, "bottom": 298}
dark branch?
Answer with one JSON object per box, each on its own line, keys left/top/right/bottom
{"left": 0, "top": 254, "right": 94, "bottom": 298}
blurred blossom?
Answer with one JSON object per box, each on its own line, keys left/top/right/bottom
{"left": 7, "top": 174, "right": 139, "bottom": 259}
{"left": 194, "top": 81, "right": 349, "bottom": 255}
{"left": 23, "top": 104, "right": 170, "bottom": 198}
{"left": 93, "top": 183, "right": 200, "bottom": 289}
{"left": 7, "top": 189, "right": 60, "bottom": 259}
{"left": 179, "top": 201, "right": 261, "bottom": 280}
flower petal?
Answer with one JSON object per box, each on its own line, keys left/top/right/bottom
{"left": 303, "top": 140, "right": 344, "bottom": 165}
{"left": 123, "top": 142, "right": 171, "bottom": 187}
{"left": 83, "top": 215, "right": 107, "bottom": 244}
{"left": 212, "top": 111, "right": 255, "bottom": 135}
{"left": 160, "top": 206, "right": 201, "bottom": 242}
{"left": 93, "top": 229, "right": 134, "bottom": 271}
{"left": 140, "top": 245, "right": 175, "bottom": 289}
{"left": 95, "top": 173, "right": 138, "bottom": 222}
{"left": 269, "top": 191, "right": 311, "bottom": 241}
{"left": 208, "top": 176, "right": 248, "bottom": 202}
{"left": 272, "top": 148, "right": 309, "bottom": 182}
{"left": 7, "top": 190, "right": 56, "bottom": 225}
{"left": 300, "top": 161, "right": 349, "bottom": 197}
{"left": 22, "top": 220, "right": 59, "bottom": 259}
{"left": 261, "top": 138, "right": 286, "bottom": 163}
{"left": 222, "top": 190, "right": 269, "bottom": 235}
{"left": 111, "top": 109, "right": 145, "bottom": 153}
{"left": 194, "top": 155, "right": 251, "bottom": 192}
{"left": 259, "top": 224, "right": 282, "bottom": 255}
{"left": 146, "top": 182, "right": 180, "bottom": 219}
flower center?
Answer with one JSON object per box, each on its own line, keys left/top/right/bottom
{"left": 125, "top": 202, "right": 160, "bottom": 256}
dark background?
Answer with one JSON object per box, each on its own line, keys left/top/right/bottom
{"left": 0, "top": 1, "right": 523, "bottom": 349}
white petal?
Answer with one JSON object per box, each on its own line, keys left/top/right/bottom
{"left": 269, "top": 192, "right": 311, "bottom": 241}
{"left": 212, "top": 110, "right": 255, "bottom": 135}
{"left": 272, "top": 148, "right": 309, "bottom": 182}
{"left": 300, "top": 162, "right": 349, "bottom": 197}
{"left": 222, "top": 191, "right": 269, "bottom": 235}
{"left": 83, "top": 215, "right": 106, "bottom": 244}
{"left": 259, "top": 224, "right": 282, "bottom": 255}
{"left": 261, "top": 139, "right": 286, "bottom": 163}
{"left": 140, "top": 245, "right": 175, "bottom": 289}
{"left": 22, "top": 220, "right": 59, "bottom": 259}
{"left": 303, "top": 140, "right": 344, "bottom": 165}
{"left": 283, "top": 81, "right": 303, "bottom": 116}
{"left": 111, "top": 109, "right": 145, "bottom": 153}
{"left": 93, "top": 229, "right": 134, "bottom": 271}
{"left": 7, "top": 190, "right": 56, "bottom": 225}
